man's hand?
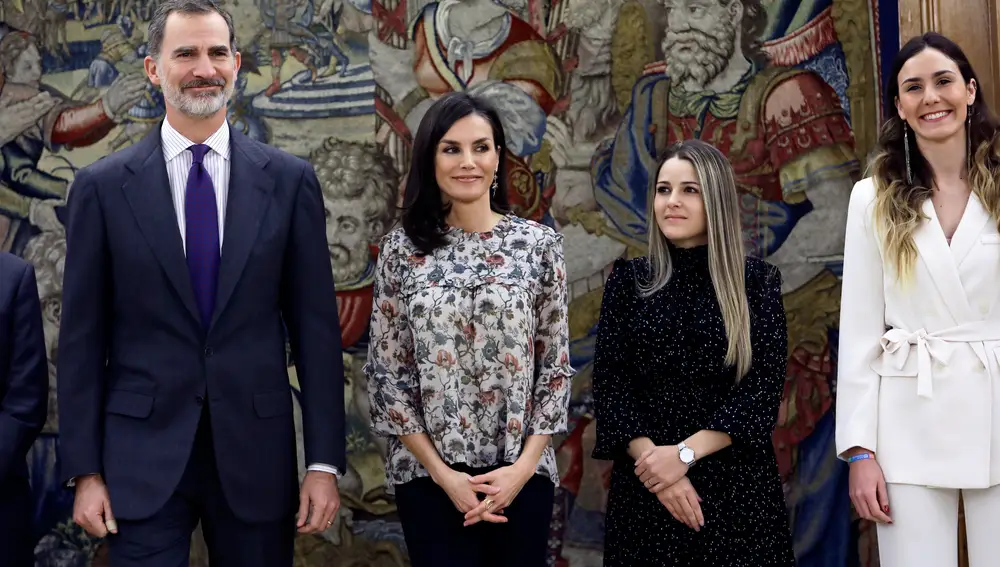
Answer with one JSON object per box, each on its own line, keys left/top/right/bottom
{"left": 73, "top": 474, "right": 117, "bottom": 537}
{"left": 296, "top": 471, "right": 340, "bottom": 534}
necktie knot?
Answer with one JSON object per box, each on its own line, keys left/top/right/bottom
{"left": 189, "top": 144, "right": 210, "bottom": 165}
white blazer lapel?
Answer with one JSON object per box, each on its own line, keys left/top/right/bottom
{"left": 949, "top": 192, "right": 991, "bottom": 266}
{"left": 913, "top": 198, "right": 977, "bottom": 324}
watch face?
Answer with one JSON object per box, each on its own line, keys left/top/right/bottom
{"left": 679, "top": 447, "right": 695, "bottom": 463}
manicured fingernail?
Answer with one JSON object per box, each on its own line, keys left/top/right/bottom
{"left": 883, "top": 506, "right": 890, "bottom": 514}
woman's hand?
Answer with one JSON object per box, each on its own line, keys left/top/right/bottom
{"left": 462, "top": 462, "right": 534, "bottom": 526}
{"left": 433, "top": 467, "right": 500, "bottom": 516}
{"left": 635, "top": 445, "right": 688, "bottom": 492}
{"left": 657, "top": 477, "right": 704, "bottom": 531}
{"left": 848, "top": 454, "right": 892, "bottom": 524}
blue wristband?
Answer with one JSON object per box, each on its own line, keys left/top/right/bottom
{"left": 847, "top": 453, "right": 873, "bottom": 463}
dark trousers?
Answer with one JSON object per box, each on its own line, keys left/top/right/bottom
{"left": 0, "top": 473, "right": 35, "bottom": 567}
{"left": 395, "top": 464, "right": 555, "bottom": 567}
{"left": 107, "top": 406, "right": 295, "bottom": 567}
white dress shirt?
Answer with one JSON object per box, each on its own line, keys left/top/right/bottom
{"left": 161, "top": 118, "right": 231, "bottom": 251}
{"left": 161, "top": 119, "right": 341, "bottom": 479}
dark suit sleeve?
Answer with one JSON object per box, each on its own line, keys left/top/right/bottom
{"left": 280, "top": 161, "right": 346, "bottom": 472}
{"left": 56, "top": 169, "right": 111, "bottom": 483}
{"left": 0, "top": 261, "right": 48, "bottom": 478}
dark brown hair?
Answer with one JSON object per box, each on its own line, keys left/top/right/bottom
{"left": 872, "top": 32, "right": 1000, "bottom": 278}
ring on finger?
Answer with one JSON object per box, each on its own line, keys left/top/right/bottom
{"left": 484, "top": 498, "right": 495, "bottom": 511}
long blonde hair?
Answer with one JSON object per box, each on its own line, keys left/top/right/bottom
{"left": 637, "top": 140, "right": 753, "bottom": 381}
{"left": 872, "top": 33, "right": 1000, "bottom": 280}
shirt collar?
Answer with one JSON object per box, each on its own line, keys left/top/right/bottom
{"left": 160, "top": 117, "right": 231, "bottom": 163}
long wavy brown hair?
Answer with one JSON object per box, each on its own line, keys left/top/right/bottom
{"left": 871, "top": 32, "right": 1000, "bottom": 280}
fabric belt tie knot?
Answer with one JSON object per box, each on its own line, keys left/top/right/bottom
{"left": 879, "top": 322, "right": 1000, "bottom": 399}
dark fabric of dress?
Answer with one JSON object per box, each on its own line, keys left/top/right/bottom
{"left": 592, "top": 244, "right": 796, "bottom": 566}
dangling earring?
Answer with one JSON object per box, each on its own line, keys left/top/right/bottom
{"left": 967, "top": 104, "right": 973, "bottom": 177}
{"left": 904, "top": 122, "right": 913, "bottom": 185}
{"left": 490, "top": 169, "right": 499, "bottom": 198}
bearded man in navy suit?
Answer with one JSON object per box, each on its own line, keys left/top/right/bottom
{"left": 56, "top": 0, "right": 346, "bottom": 564}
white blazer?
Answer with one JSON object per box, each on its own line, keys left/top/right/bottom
{"left": 835, "top": 177, "right": 1000, "bottom": 489}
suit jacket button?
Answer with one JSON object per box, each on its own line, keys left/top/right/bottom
{"left": 204, "top": 346, "right": 214, "bottom": 357}
{"left": 195, "top": 395, "right": 204, "bottom": 406}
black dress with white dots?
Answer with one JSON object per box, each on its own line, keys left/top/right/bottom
{"left": 591, "top": 244, "right": 796, "bottom": 566}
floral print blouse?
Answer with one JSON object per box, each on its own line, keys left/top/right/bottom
{"left": 364, "top": 214, "right": 574, "bottom": 489}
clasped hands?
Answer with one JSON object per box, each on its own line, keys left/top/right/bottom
{"left": 635, "top": 445, "right": 705, "bottom": 532}
{"left": 436, "top": 462, "right": 534, "bottom": 527}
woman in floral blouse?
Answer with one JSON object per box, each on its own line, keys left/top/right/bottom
{"left": 364, "top": 91, "right": 574, "bottom": 566}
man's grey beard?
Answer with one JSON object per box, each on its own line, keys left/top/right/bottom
{"left": 662, "top": 20, "right": 737, "bottom": 90}
{"left": 162, "top": 79, "right": 234, "bottom": 118}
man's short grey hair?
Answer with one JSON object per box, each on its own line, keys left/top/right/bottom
{"left": 146, "top": 0, "right": 238, "bottom": 61}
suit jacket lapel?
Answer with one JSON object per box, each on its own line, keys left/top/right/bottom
{"left": 211, "top": 128, "right": 273, "bottom": 329}
{"left": 914, "top": 198, "right": 977, "bottom": 324}
{"left": 120, "top": 127, "right": 201, "bottom": 324}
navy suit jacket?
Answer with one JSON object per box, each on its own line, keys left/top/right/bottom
{"left": 56, "top": 124, "right": 346, "bottom": 523}
{"left": 0, "top": 252, "right": 47, "bottom": 482}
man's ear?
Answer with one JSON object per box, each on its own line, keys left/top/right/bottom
{"left": 144, "top": 55, "right": 161, "bottom": 87}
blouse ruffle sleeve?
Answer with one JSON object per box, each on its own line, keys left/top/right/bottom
{"left": 527, "top": 231, "right": 575, "bottom": 435}
{"left": 364, "top": 234, "right": 426, "bottom": 437}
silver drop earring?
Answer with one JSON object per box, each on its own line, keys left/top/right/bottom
{"left": 967, "top": 104, "right": 973, "bottom": 176}
{"left": 904, "top": 122, "right": 913, "bottom": 185}
{"left": 490, "top": 169, "right": 499, "bottom": 198}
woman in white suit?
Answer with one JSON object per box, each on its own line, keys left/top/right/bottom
{"left": 837, "top": 32, "right": 1000, "bottom": 567}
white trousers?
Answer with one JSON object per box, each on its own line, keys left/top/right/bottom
{"left": 877, "top": 483, "right": 1000, "bottom": 567}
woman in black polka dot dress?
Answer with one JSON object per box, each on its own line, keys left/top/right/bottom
{"left": 592, "top": 140, "right": 795, "bottom": 566}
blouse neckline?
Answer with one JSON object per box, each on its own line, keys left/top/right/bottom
{"left": 445, "top": 212, "right": 513, "bottom": 239}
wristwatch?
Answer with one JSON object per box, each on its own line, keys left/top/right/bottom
{"left": 677, "top": 442, "right": 696, "bottom": 467}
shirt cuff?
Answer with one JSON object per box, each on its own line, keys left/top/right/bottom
{"left": 307, "top": 463, "right": 342, "bottom": 479}
{"left": 66, "top": 473, "right": 100, "bottom": 488}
